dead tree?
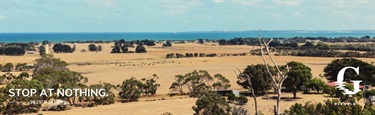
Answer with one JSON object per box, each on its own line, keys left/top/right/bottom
{"left": 258, "top": 30, "right": 289, "bottom": 115}
{"left": 235, "top": 68, "right": 258, "bottom": 115}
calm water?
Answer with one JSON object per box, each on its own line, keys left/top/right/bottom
{"left": 0, "top": 30, "right": 374, "bottom": 43}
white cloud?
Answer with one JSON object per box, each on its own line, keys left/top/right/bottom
{"left": 319, "top": 0, "right": 372, "bottom": 18}
{"left": 213, "top": 0, "right": 224, "bottom": 3}
{"left": 161, "top": 0, "right": 201, "bottom": 14}
{"left": 0, "top": 15, "right": 7, "bottom": 20}
{"left": 86, "top": 0, "right": 118, "bottom": 8}
{"left": 272, "top": 0, "right": 302, "bottom": 6}
{"left": 233, "top": 0, "right": 264, "bottom": 6}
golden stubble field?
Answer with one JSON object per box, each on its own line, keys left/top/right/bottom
{"left": 1, "top": 43, "right": 373, "bottom": 115}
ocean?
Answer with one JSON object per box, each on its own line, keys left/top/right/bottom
{"left": 0, "top": 30, "right": 374, "bottom": 43}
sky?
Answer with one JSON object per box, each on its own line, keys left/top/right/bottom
{"left": 0, "top": 0, "right": 374, "bottom": 32}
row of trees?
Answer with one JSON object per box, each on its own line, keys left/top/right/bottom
{"left": 217, "top": 35, "right": 374, "bottom": 46}
{"left": 0, "top": 46, "right": 26, "bottom": 55}
{"left": 169, "top": 70, "right": 231, "bottom": 97}
{"left": 88, "top": 44, "right": 103, "bottom": 52}
{"left": 0, "top": 63, "right": 32, "bottom": 72}
{"left": 118, "top": 75, "right": 160, "bottom": 102}
{"left": 285, "top": 99, "right": 375, "bottom": 115}
{"left": 111, "top": 40, "right": 147, "bottom": 53}
{"left": 165, "top": 53, "right": 217, "bottom": 58}
{"left": 0, "top": 55, "right": 115, "bottom": 114}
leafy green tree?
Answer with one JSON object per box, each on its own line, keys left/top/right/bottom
{"left": 163, "top": 41, "right": 172, "bottom": 47}
{"left": 283, "top": 61, "right": 312, "bottom": 98}
{"left": 135, "top": 43, "right": 147, "bottom": 53}
{"left": 236, "top": 95, "right": 248, "bottom": 105}
{"left": 285, "top": 99, "right": 364, "bottom": 115}
{"left": 15, "top": 63, "right": 27, "bottom": 71}
{"left": 32, "top": 55, "right": 88, "bottom": 105}
{"left": 192, "top": 92, "right": 231, "bottom": 115}
{"left": 89, "top": 83, "right": 116, "bottom": 105}
{"left": 316, "top": 42, "right": 330, "bottom": 50}
{"left": 183, "top": 70, "right": 213, "bottom": 97}
{"left": 2, "top": 79, "right": 44, "bottom": 114}
{"left": 0, "top": 45, "right": 25, "bottom": 55}
{"left": 197, "top": 39, "right": 205, "bottom": 44}
{"left": 286, "top": 103, "right": 307, "bottom": 115}
{"left": 118, "top": 77, "right": 143, "bottom": 102}
{"left": 33, "top": 54, "right": 68, "bottom": 74}
{"left": 308, "top": 78, "right": 325, "bottom": 93}
{"left": 324, "top": 58, "right": 375, "bottom": 85}
{"left": 140, "top": 74, "right": 160, "bottom": 96}
{"left": 88, "top": 44, "right": 98, "bottom": 51}
{"left": 170, "top": 70, "right": 230, "bottom": 97}
{"left": 17, "top": 72, "right": 30, "bottom": 80}
{"left": 2, "top": 63, "right": 14, "bottom": 72}
{"left": 0, "top": 73, "right": 16, "bottom": 84}
{"left": 52, "top": 43, "right": 74, "bottom": 53}
{"left": 238, "top": 64, "right": 275, "bottom": 94}
{"left": 302, "top": 42, "right": 314, "bottom": 48}
{"left": 97, "top": 45, "right": 102, "bottom": 51}
{"left": 38, "top": 45, "right": 46, "bottom": 55}
{"left": 212, "top": 74, "right": 231, "bottom": 90}
{"left": 111, "top": 42, "right": 122, "bottom": 53}
{"left": 169, "top": 75, "right": 186, "bottom": 94}
{"left": 227, "top": 93, "right": 236, "bottom": 102}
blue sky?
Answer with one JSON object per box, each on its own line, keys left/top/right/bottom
{"left": 0, "top": 0, "right": 374, "bottom": 32}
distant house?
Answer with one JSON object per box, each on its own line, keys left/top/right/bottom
{"left": 213, "top": 90, "right": 240, "bottom": 97}
{"left": 27, "top": 51, "right": 35, "bottom": 54}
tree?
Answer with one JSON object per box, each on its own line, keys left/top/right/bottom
{"left": 316, "top": 42, "right": 330, "bottom": 50}
{"left": 302, "top": 42, "right": 314, "bottom": 48}
{"left": 111, "top": 42, "right": 122, "bottom": 53}
{"left": 238, "top": 64, "right": 275, "bottom": 94}
{"left": 52, "top": 43, "right": 74, "bottom": 53}
{"left": 0, "top": 45, "right": 25, "bottom": 55}
{"left": 192, "top": 92, "right": 231, "bottom": 115}
{"left": 15, "top": 63, "right": 28, "bottom": 71}
{"left": 121, "top": 45, "right": 128, "bottom": 53}
{"left": 324, "top": 58, "right": 375, "bottom": 85}
{"left": 2, "top": 63, "right": 14, "bottom": 72}
{"left": 236, "top": 95, "right": 248, "bottom": 105}
{"left": 211, "top": 74, "right": 231, "bottom": 90}
{"left": 33, "top": 54, "right": 68, "bottom": 74}
{"left": 258, "top": 30, "right": 289, "bottom": 114}
{"left": 32, "top": 55, "right": 88, "bottom": 105}
{"left": 227, "top": 93, "right": 236, "bottom": 102}
{"left": 17, "top": 72, "right": 30, "bottom": 80}
{"left": 218, "top": 39, "right": 227, "bottom": 45}
{"left": 308, "top": 78, "right": 325, "bottom": 93}
{"left": 285, "top": 100, "right": 365, "bottom": 115}
{"left": 118, "top": 77, "right": 143, "bottom": 102}
{"left": 88, "top": 83, "right": 116, "bottom": 105}
{"left": 38, "top": 45, "right": 46, "bottom": 55}
{"left": 169, "top": 75, "right": 186, "bottom": 94}
{"left": 169, "top": 70, "right": 230, "bottom": 97}
{"left": 97, "top": 45, "right": 102, "bottom": 51}
{"left": 163, "top": 41, "right": 172, "bottom": 47}
{"left": 135, "top": 44, "right": 147, "bottom": 53}
{"left": 182, "top": 70, "right": 213, "bottom": 97}
{"left": 283, "top": 61, "right": 312, "bottom": 98}
{"left": 88, "top": 44, "right": 98, "bottom": 51}
{"left": 197, "top": 39, "right": 205, "bottom": 44}
{"left": 2, "top": 79, "right": 44, "bottom": 114}
{"left": 140, "top": 74, "right": 160, "bottom": 96}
